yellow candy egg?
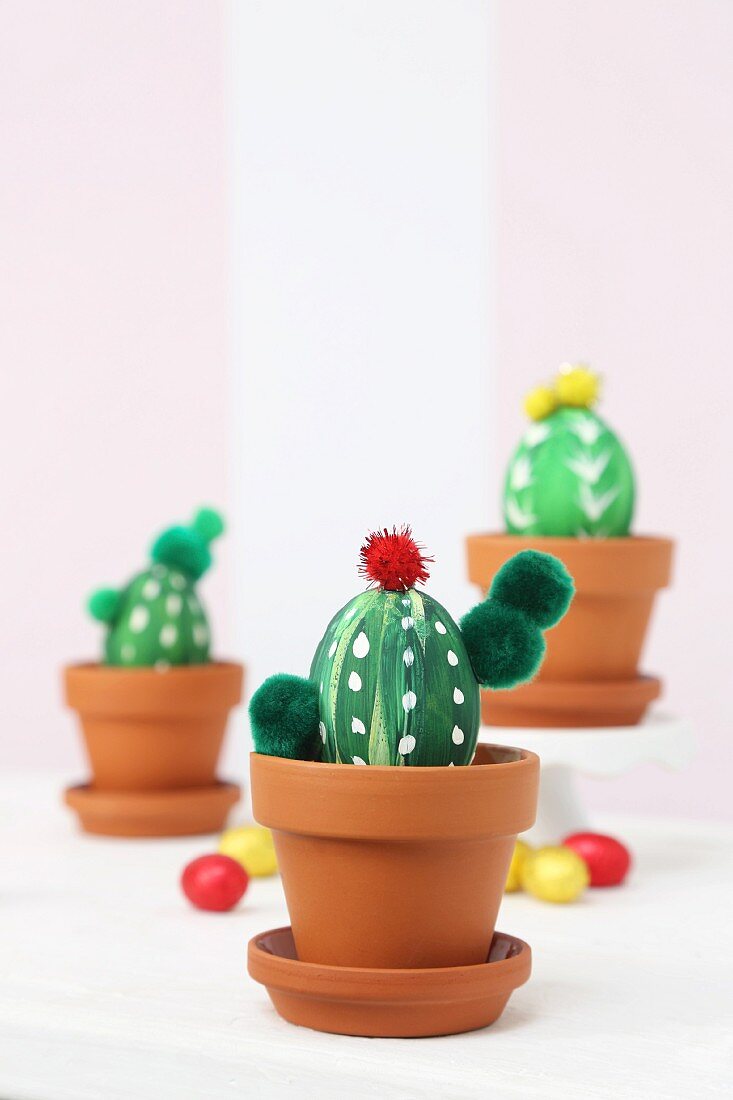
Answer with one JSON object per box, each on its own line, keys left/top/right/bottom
{"left": 218, "top": 825, "right": 278, "bottom": 878}
{"left": 555, "top": 364, "right": 600, "bottom": 408}
{"left": 505, "top": 839, "right": 532, "bottom": 893}
{"left": 521, "top": 845, "right": 589, "bottom": 904}
{"left": 524, "top": 385, "right": 557, "bottom": 422}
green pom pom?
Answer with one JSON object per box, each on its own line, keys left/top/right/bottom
{"left": 460, "top": 600, "right": 545, "bottom": 690}
{"left": 250, "top": 674, "right": 321, "bottom": 761}
{"left": 87, "top": 587, "right": 121, "bottom": 625}
{"left": 191, "top": 507, "right": 225, "bottom": 545}
{"left": 151, "top": 526, "right": 211, "bottom": 579}
{"left": 490, "top": 550, "right": 574, "bottom": 630}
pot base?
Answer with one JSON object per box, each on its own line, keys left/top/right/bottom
{"left": 483, "top": 674, "right": 662, "bottom": 728}
{"left": 248, "top": 926, "right": 531, "bottom": 1038}
{"left": 64, "top": 780, "right": 240, "bottom": 837}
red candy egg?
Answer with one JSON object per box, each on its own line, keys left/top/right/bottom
{"left": 181, "top": 854, "right": 249, "bottom": 911}
{"left": 562, "top": 832, "right": 631, "bottom": 887}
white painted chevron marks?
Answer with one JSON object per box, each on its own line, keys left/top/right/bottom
{"left": 578, "top": 482, "right": 620, "bottom": 522}
{"left": 523, "top": 422, "right": 551, "bottom": 448}
{"left": 569, "top": 416, "right": 603, "bottom": 446}
{"left": 565, "top": 449, "right": 612, "bottom": 484}
{"left": 509, "top": 454, "right": 533, "bottom": 491}
{"left": 505, "top": 496, "right": 538, "bottom": 529}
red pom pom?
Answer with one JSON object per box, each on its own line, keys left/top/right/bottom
{"left": 359, "top": 526, "right": 433, "bottom": 591}
{"left": 562, "top": 832, "right": 631, "bottom": 887}
{"left": 181, "top": 854, "right": 249, "bottom": 911}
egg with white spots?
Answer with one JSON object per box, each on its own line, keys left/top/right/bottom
{"left": 310, "top": 588, "right": 479, "bottom": 767}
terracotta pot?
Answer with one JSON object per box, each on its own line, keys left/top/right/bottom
{"left": 248, "top": 926, "right": 531, "bottom": 1038}
{"left": 64, "top": 662, "right": 243, "bottom": 790}
{"left": 63, "top": 662, "right": 243, "bottom": 836}
{"left": 466, "top": 534, "right": 673, "bottom": 727}
{"left": 250, "top": 743, "right": 538, "bottom": 970}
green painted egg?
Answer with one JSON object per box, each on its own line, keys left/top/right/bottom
{"left": 503, "top": 407, "right": 635, "bottom": 537}
{"left": 310, "top": 587, "right": 479, "bottom": 767}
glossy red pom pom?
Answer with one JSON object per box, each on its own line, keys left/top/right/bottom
{"left": 562, "top": 832, "right": 631, "bottom": 887}
{"left": 181, "top": 854, "right": 249, "bottom": 911}
{"left": 359, "top": 526, "right": 433, "bottom": 591}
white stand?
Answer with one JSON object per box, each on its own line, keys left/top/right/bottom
{"left": 482, "top": 712, "right": 694, "bottom": 845}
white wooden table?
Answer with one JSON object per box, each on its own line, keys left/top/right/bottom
{"left": 1, "top": 774, "right": 730, "bottom": 1099}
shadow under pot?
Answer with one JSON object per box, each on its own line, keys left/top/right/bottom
{"left": 63, "top": 661, "right": 243, "bottom": 837}
{"left": 250, "top": 743, "right": 538, "bottom": 970}
{"left": 466, "top": 534, "right": 674, "bottom": 727}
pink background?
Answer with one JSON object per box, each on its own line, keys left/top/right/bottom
{"left": 2, "top": 1, "right": 731, "bottom": 818}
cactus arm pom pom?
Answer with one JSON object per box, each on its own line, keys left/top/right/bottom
{"left": 151, "top": 507, "right": 224, "bottom": 580}
{"left": 489, "top": 550, "right": 574, "bottom": 631}
{"left": 87, "top": 587, "right": 122, "bottom": 625}
{"left": 191, "top": 507, "right": 225, "bottom": 544}
{"left": 460, "top": 600, "right": 546, "bottom": 690}
{"left": 250, "top": 674, "right": 322, "bottom": 761}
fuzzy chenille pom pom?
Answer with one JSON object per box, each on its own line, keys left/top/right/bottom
{"left": 87, "top": 587, "right": 121, "bottom": 625}
{"left": 489, "top": 550, "right": 574, "bottom": 630}
{"left": 460, "top": 600, "right": 545, "bottom": 690}
{"left": 250, "top": 674, "right": 321, "bottom": 761}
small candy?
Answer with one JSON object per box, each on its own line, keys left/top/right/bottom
{"left": 521, "top": 845, "right": 589, "bottom": 904}
{"left": 181, "top": 854, "right": 249, "bottom": 912}
{"left": 563, "top": 832, "right": 631, "bottom": 887}
{"left": 505, "top": 839, "right": 532, "bottom": 893}
{"left": 218, "top": 825, "right": 278, "bottom": 877}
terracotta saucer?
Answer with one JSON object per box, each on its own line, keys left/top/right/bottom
{"left": 248, "top": 926, "right": 531, "bottom": 1038}
{"left": 64, "top": 780, "right": 240, "bottom": 837}
{"left": 483, "top": 674, "right": 662, "bottom": 728}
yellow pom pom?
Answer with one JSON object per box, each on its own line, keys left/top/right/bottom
{"left": 555, "top": 364, "right": 600, "bottom": 408}
{"left": 520, "top": 845, "right": 589, "bottom": 904}
{"left": 524, "top": 385, "right": 558, "bottom": 421}
{"left": 505, "top": 838, "right": 532, "bottom": 892}
{"left": 218, "top": 825, "right": 278, "bottom": 877}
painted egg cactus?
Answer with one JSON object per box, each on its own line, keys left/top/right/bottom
{"left": 503, "top": 365, "right": 636, "bottom": 538}
{"left": 88, "top": 507, "right": 224, "bottom": 668}
{"left": 311, "top": 586, "right": 479, "bottom": 766}
{"left": 250, "top": 527, "right": 574, "bottom": 767}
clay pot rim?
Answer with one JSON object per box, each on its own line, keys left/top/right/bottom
{"left": 65, "top": 659, "right": 243, "bottom": 678}
{"left": 466, "top": 532, "right": 673, "bottom": 593}
{"left": 466, "top": 532, "right": 672, "bottom": 549}
{"left": 251, "top": 743, "right": 539, "bottom": 840}
{"left": 248, "top": 925, "right": 531, "bottom": 999}
{"left": 64, "top": 660, "right": 244, "bottom": 714}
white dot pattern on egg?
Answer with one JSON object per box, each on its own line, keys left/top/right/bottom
{"left": 155, "top": 660, "right": 170, "bottom": 672}
{"left": 142, "top": 579, "right": 160, "bottom": 600}
{"left": 402, "top": 597, "right": 411, "bottom": 607}
{"left": 403, "top": 647, "right": 414, "bottom": 667}
{"left": 160, "top": 624, "right": 177, "bottom": 648}
{"left": 402, "top": 690, "right": 417, "bottom": 712}
{"left": 129, "top": 606, "right": 149, "bottom": 633}
{"left": 170, "top": 573, "right": 186, "bottom": 591}
{"left": 166, "top": 594, "right": 182, "bottom": 616}
{"left": 193, "top": 623, "right": 209, "bottom": 647}
{"left": 121, "top": 643, "right": 136, "bottom": 663}
{"left": 452, "top": 725, "right": 465, "bottom": 745}
{"left": 151, "top": 565, "right": 167, "bottom": 579}
{"left": 435, "top": 621, "right": 447, "bottom": 635}
{"left": 328, "top": 640, "right": 338, "bottom": 659}
{"left": 453, "top": 687, "right": 464, "bottom": 704}
{"left": 352, "top": 716, "right": 366, "bottom": 735}
{"left": 352, "top": 632, "right": 370, "bottom": 659}
{"left": 398, "top": 734, "right": 416, "bottom": 755}
{"left": 401, "top": 616, "right": 414, "bottom": 630}
{"left": 319, "top": 721, "right": 327, "bottom": 743}
{"left": 447, "top": 650, "right": 459, "bottom": 666}
{"left": 353, "top": 755, "right": 367, "bottom": 765}
{"left": 348, "top": 671, "right": 362, "bottom": 691}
